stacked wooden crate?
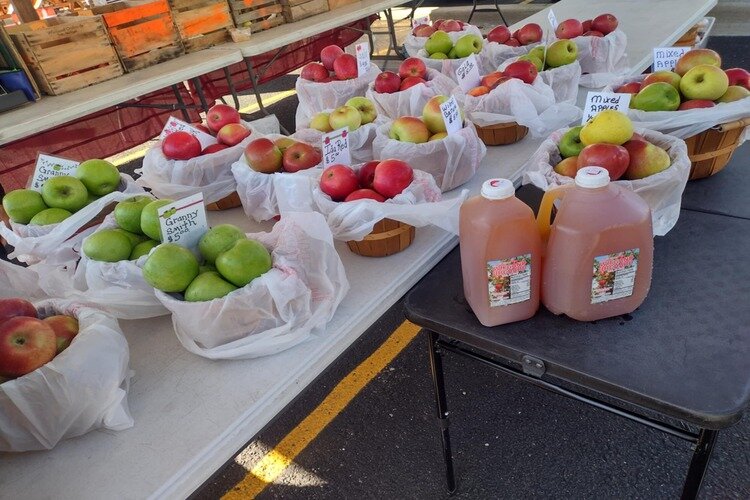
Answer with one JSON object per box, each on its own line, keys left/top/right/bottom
{"left": 228, "top": 0, "right": 284, "bottom": 34}
{"left": 282, "top": 0, "right": 327, "bottom": 23}
{"left": 326, "top": 0, "right": 358, "bottom": 11}
{"left": 169, "top": 0, "right": 233, "bottom": 52}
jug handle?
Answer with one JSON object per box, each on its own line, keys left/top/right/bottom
{"left": 537, "top": 184, "right": 573, "bottom": 243}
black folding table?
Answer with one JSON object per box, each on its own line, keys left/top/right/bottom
{"left": 404, "top": 194, "right": 750, "bottom": 499}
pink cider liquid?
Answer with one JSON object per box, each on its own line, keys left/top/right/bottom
{"left": 460, "top": 179, "right": 542, "bottom": 327}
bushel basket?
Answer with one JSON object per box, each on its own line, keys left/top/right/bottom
{"left": 684, "top": 117, "right": 750, "bottom": 180}
{"left": 474, "top": 121, "right": 528, "bottom": 146}
{"left": 346, "top": 218, "right": 415, "bottom": 257}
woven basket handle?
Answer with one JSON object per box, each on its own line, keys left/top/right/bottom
{"left": 716, "top": 117, "right": 750, "bottom": 133}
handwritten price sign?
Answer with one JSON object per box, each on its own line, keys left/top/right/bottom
{"left": 439, "top": 95, "right": 463, "bottom": 135}
{"left": 30, "top": 154, "right": 79, "bottom": 192}
{"left": 582, "top": 92, "right": 632, "bottom": 124}
{"left": 456, "top": 54, "right": 481, "bottom": 92}
{"left": 160, "top": 116, "right": 217, "bottom": 150}
{"left": 356, "top": 42, "right": 371, "bottom": 78}
{"left": 653, "top": 47, "right": 691, "bottom": 72}
{"left": 156, "top": 193, "right": 209, "bottom": 248}
{"left": 322, "top": 128, "right": 351, "bottom": 167}
{"left": 547, "top": 9, "right": 558, "bottom": 30}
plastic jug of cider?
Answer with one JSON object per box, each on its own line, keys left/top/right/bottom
{"left": 537, "top": 167, "right": 653, "bottom": 322}
{"left": 460, "top": 179, "right": 542, "bottom": 327}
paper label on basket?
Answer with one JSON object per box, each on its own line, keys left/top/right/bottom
{"left": 582, "top": 92, "right": 631, "bottom": 124}
{"left": 456, "top": 54, "right": 481, "bottom": 93}
{"left": 160, "top": 116, "right": 217, "bottom": 150}
{"left": 412, "top": 15, "right": 430, "bottom": 28}
{"left": 487, "top": 254, "right": 532, "bottom": 307}
{"left": 29, "top": 154, "right": 80, "bottom": 192}
{"left": 322, "top": 128, "right": 351, "bottom": 167}
{"left": 356, "top": 42, "right": 370, "bottom": 78}
{"left": 440, "top": 95, "right": 463, "bottom": 135}
{"left": 157, "top": 193, "right": 209, "bottom": 249}
{"left": 547, "top": 9, "right": 558, "bottom": 30}
{"left": 591, "top": 249, "right": 639, "bottom": 304}
{"left": 652, "top": 47, "right": 691, "bottom": 72}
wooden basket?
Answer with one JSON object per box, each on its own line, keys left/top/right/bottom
{"left": 96, "top": 0, "right": 184, "bottom": 72}
{"left": 684, "top": 117, "right": 750, "bottom": 180}
{"left": 206, "top": 191, "right": 242, "bottom": 210}
{"left": 229, "top": 0, "right": 284, "bottom": 33}
{"left": 282, "top": 0, "right": 327, "bottom": 23}
{"left": 7, "top": 16, "right": 124, "bottom": 95}
{"left": 346, "top": 218, "right": 415, "bottom": 258}
{"left": 169, "top": 0, "right": 232, "bottom": 53}
{"left": 474, "top": 121, "right": 528, "bottom": 146}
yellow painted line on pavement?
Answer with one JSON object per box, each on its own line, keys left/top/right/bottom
{"left": 223, "top": 320, "right": 423, "bottom": 500}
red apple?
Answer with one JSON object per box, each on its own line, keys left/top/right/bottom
{"left": 614, "top": 82, "right": 642, "bottom": 94}
{"left": 591, "top": 13, "right": 618, "bottom": 35}
{"left": 0, "top": 316, "right": 56, "bottom": 378}
{"left": 504, "top": 60, "right": 538, "bottom": 84}
{"left": 216, "top": 123, "right": 251, "bottom": 146}
{"left": 358, "top": 161, "right": 379, "bottom": 189}
{"left": 678, "top": 99, "right": 717, "bottom": 110}
{"left": 432, "top": 19, "right": 445, "bottom": 30}
{"left": 555, "top": 19, "right": 583, "bottom": 39}
{"left": 320, "top": 165, "right": 359, "bottom": 201}
{"left": 399, "top": 57, "right": 428, "bottom": 79}
{"left": 442, "top": 20, "right": 462, "bottom": 32}
{"left": 0, "top": 298, "right": 37, "bottom": 324}
{"left": 468, "top": 86, "right": 490, "bottom": 97}
{"left": 162, "top": 131, "right": 201, "bottom": 160}
{"left": 333, "top": 54, "right": 358, "bottom": 80}
{"left": 581, "top": 19, "right": 592, "bottom": 32}
{"left": 584, "top": 30, "right": 604, "bottom": 37}
{"left": 282, "top": 142, "right": 322, "bottom": 173}
{"left": 516, "top": 23, "right": 543, "bottom": 45}
{"left": 577, "top": 143, "right": 630, "bottom": 181}
{"left": 400, "top": 76, "right": 426, "bottom": 91}
{"left": 344, "top": 188, "right": 386, "bottom": 202}
{"left": 201, "top": 143, "right": 229, "bottom": 155}
{"left": 375, "top": 71, "right": 402, "bottom": 93}
{"left": 206, "top": 104, "right": 240, "bottom": 134}
{"left": 725, "top": 68, "right": 750, "bottom": 90}
{"left": 301, "top": 62, "right": 329, "bottom": 82}
{"left": 320, "top": 45, "right": 344, "bottom": 71}
{"left": 372, "top": 159, "right": 413, "bottom": 198}
{"left": 412, "top": 24, "right": 436, "bottom": 37}
{"left": 487, "top": 25, "right": 511, "bottom": 44}
{"left": 43, "top": 315, "right": 78, "bottom": 354}
{"left": 629, "top": 133, "right": 647, "bottom": 143}
{"left": 193, "top": 122, "right": 213, "bottom": 135}
{"left": 244, "top": 138, "right": 283, "bottom": 173}
{"left": 504, "top": 38, "right": 521, "bottom": 47}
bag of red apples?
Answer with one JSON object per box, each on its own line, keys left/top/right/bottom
{"left": 0, "top": 295, "right": 132, "bottom": 451}
{"left": 483, "top": 22, "right": 545, "bottom": 72}
{"left": 404, "top": 18, "right": 483, "bottom": 58}
{"left": 498, "top": 50, "right": 582, "bottom": 104}
{"left": 295, "top": 45, "right": 381, "bottom": 128}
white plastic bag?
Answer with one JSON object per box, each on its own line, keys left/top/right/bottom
{"left": 0, "top": 299, "right": 132, "bottom": 451}
{"left": 416, "top": 48, "right": 491, "bottom": 81}
{"left": 294, "top": 118, "right": 381, "bottom": 165}
{"left": 403, "top": 25, "right": 483, "bottom": 57}
{"left": 0, "top": 259, "right": 44, "bottom": 299}
{"left": 295, "top": 63, "right": 381, "bottom": 127}
{"left": 155, "top": 212, "right": 349, "bottom": 360}
{"left": 364, "top": 68, "right": 456, "bottom": 119}
{"left": 454, "top": 77, "right": 582, "bottom": 137}
{"left": 483, "top": 40, "right": 541, "bottom": 71}
{"left": 372, "top": 121, "right": 486, "bottom": 192}
{"left": 573, "top": 30, "right": 630, "bottom": 88}
{"left": 522, "top": 128, "right": 691, "bottom": 236}
{"left": 499, "top": 57, "right": 582, "bottom": 103}
{"left": 0, "top": 174, "right": 144, "bottom": 264}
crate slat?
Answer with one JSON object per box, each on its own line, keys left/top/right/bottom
{"left": 102, "top": 0, "right": 171, "bottom": 26}
{"left": 282, "top": 0, "right": 327, "bottom": 22}
{"left": 110, "top": 17, "right": 180, "bottom": 57}
{"left": 48, "top": 63, "right": 123, "bottom": 94}
{"left": 229, "top": 0, "right": 285, "bottom": 32}
{"left": 181, "top": 27, "right": 230, "bottom": 51}
{"left": 37, "top": 43, "right": 120, "bottom": 78}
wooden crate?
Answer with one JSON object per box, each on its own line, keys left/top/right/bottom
{"left": 326, "top": 0, "right": 357, "bottom": 10}
{"left": 282, "top": 0, "right": 327, "bottom": 23}
{"left": 169, "top": 0, "right": 233, "bottom": 53}
{"left": 7, "top": 16, "right": 124, "bottom": 96}
{"left": 96, "top": 0, "right": 184, "bottom": 72}
{"left": 229, "top": 0, "right": 284, "bottom": 33}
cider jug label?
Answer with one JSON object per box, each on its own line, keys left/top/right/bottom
{"left": 487, "top": 254, "right": 532, "bottom": 307}
{"left": 591, "top": 249, "right": 639, "bottom": 304}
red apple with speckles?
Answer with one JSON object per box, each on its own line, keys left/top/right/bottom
{"left": 0, "top": 317, "right": 56, "bottom": 378}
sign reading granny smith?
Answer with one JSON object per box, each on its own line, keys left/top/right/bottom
{"left": 439, "top": 95, "right": 463, "bottom": 135}
{"left": 160, "top": 116, "right": 217, "bottom": 150}
{"left": 653, "top": 47, "right": 691, "bottom": 72}
{"left": 582, "top": 91, "right": 632, "bottom": 124}
{"left": 322, "top": 128, "right": 351, "bottom": 167}
{"left": 157, "top": 193, "right": 209, "bottom": 249}
{"left": 456, "top": 54, "right": 481, "bottom": 92}
{"left": 356, "top": 42, "right": 371, "bottom": 78}
{"left": 30, "top": 154, "right": 80, "bottom": 192}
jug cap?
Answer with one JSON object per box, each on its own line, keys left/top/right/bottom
{"left": 575, "top": 167, "right": 610, "bottom": 188}
{"left": 481, "top": 179, "right": 515, "bottom": 200}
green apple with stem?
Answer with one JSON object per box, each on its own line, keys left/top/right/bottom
{"left": 679, "top": 65, "right": 729, "bottom": 101}
{"left": 545, "top": 40, "right": 577, "bottom": 68}
{"left": 143, "top": 243, "right": 200, "bottom": 292}
{"left": 29, "top": 208, "right": 71, "bottom": 226}
{"left": 114, "top": 195, "right": 153, "bottom": 234}
{"left": 75, "top": 159, "right": 121, "bottom": 196}
{"left": 453, "top": 34, "right": 482, "bottom": 58}
{"left": 184, "top": 271, "right": 238, "bottom": 302}
{"left": 2, "top": 189, "right": 47, "bottom": 224}
{"left": 215, "top": 238, "right": 272, "bottom": 287}
{"left": 83, "top": 229, "right": 132, "bottom": 262}
{"left": 198, "top": 224, "right": 246, "bottom": 264}
{"left": 424, "top": 30, "right": 452, "bottom": 55}
{"left": 558, "top": 126, "right": 585, "bottom": 158}
{"left": 41, "top": 176, "right": 88, "bottom": 213}
{"left": 345, "top": 97, "right": 378, "bottom": 125}
{"left": 632, "top": 82, "right": 681, "bottom": 111}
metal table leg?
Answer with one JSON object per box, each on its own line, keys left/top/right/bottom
{"left": 680, "top": 429, "right": 719, "bottom": 500}
{"left": 427, "top": 330, "right": 456, "bottom": 494}
{"left": 468, "top": 0, "right": 508, "bottom": 27}
{"left": 191, "top": 77, "right": 210, "bottom": 112}
{"left": 224, "top": 66, "right": 240, "bottom": 109}
{"left": 171, "top": 84, "right": 191, "bottom": 122}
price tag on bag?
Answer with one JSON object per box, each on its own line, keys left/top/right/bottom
{"left": 439, "top": 95, "right": 463, "bottom": 135}
{"left": 547, "top": 9, "right": 558, "bottom": 30}
{"left": 29, "top": 154, "right": 80, "bottom": 192}
{"left": 322, "top": 128, "right": 351, "bottom": 167}
{"left": 157, "top": 193, "right": 209, "bottom": 248}
{"left": 412, "top": 15, "right": 430, "bottom": 28}
{"left": 456, "top": 54, "right": 481, "bottom": 93}
{"left": 160, "top": 116, "right": 217, "bottom": 150}
{"left": 582, "top": 91, "right": 632, "bottom": 124}
{"left": 356, "top": 42, "right": 371, "bottom": 78}
{"left": 652, "top": 46, "right": 691, "bottom": 72}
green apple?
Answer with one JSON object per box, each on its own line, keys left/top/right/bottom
{"left": 215, "top": 238, "right": 272, "bottom": 287}
{"left": 2, "top": 189, "right": 47, "bottom": 224}
{"left": 184, "top": 271, "right": 238, "bottom": 302}
{"left": 429, "top": 52, "right": 448, "bottom": 60}
{"left": 199, "top": 224, "right": 246, "bottom": 264}
{"left": 529, "top": 45, "right": 545, "bottom": 62}
{"left": 75, "top": 159, "right": 121, "bottom": 196}
{"left": 112, "top": 228, "right": 147, "bottom": 248}
{"left": 142, "top": 243, "right": 200, "bottom": 292}
{"left": 140, "top": 199, "right": 173, "bottom": 241}
{"left": 114, "top": 195, "right": 153, "bottom": 234}
{"left": 632, "top": 82, "right": 681, "bottom": 111}
{"left": 558, "top": 126, "right": 585, "bottom": 158}
{"left": 545, "top": 40, "right": 577, "bottom": 68}
{"left": 130, "top": 239, "right": 159, "bottom": 260}
{"left": 199, "top": 263, "right": 217, "bottom": 274}
{"left": 518, "top": 54, "right": 543, "bottom": 72}
{"left": 717, "top": 85, "right": 750, "bottom": 103}
{"left": 424, "top": 30, "right": 452, "bottom": 56}
{"left": 447, "top": 47, "right": 457, "bottom": 59}
{"left": 453, "top": 34, "right": 482, "bottom": 58}
{"left": 345, "top": 97, "right": 377, "bottom": 125}
{"left": 309, "top": 112, "right": 333, "bottom": 133}
{"left": 83, "top": 229, "right": 132, "bottom": 262}
{"left": 679, "top": 65, "right": 729, "bottom": 101}
{"left": 41, "top": 176, "right": 88, "bottom": 212}
{"left": 29, "top": 208, "right": 72, "bottom": 226}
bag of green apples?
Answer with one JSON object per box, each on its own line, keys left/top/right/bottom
{"left": 404, "top": 21, "right": 483, "bottom": 57}
{"left": 0, "top": 299, "right": 132, "bottom": 451}
{"left": 365, "top": 65, "right": 456, "bottom": 119}
{"left": 145, "top": 212, "right": 348, "bottom": 360}
{"left": 0, "top": 160, "right": 144, "bottom": 264}
{"left": 498, "top": 45, "right": 582, "bottom": 103}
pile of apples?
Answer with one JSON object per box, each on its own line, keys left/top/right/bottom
{"left": 554, "top": 110, "right": 671, "bottom": 181}
{"left": 423, "top": 31, "right": 482, "bottom": 60}
{"left": 374, "top": 58, "right": 429, "bottom": 94}
{"left": 614, "top": 49, "right": 750, "bottom": 111}
{"left": 518, "top": 41, "right": 579, "bottom": 72}
{"left": 486, "top": 22, "right": 543, "bottom": 47}
{"left": 300, "top": 45, "right": 359, "bottom": 82}
{"left": 555, "top": 13, "right": 619, "bottom": 39}
{"left": 163, "top": 104, "right": 251, "bottom": 161}
{"left": 411, "top": 18, "right": 469, "bottom": 38}
{"left": 468, "top": 59, "right": 539, "bottom": 96}
{"left": 243, "top": 137, "right": 322, "bottom": 174}
{"left": 142, "top": 224, "right": 272, "bottom": 302}
{"left": 2, "top": 159, "right": 121, "bottom": 226}
{"left": 388, "top": 95, "right": 460, "bottom": 144}
{"left": 309, "top": 96, "right": 378, "bottom": 133}
{"left": 319, "top": 159, "right": 413, "bottom": 202}
{"left": 0, "top": 298, "right": 78, "bottom": 380}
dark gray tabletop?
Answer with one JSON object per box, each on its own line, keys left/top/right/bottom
{"left": 405, "top": 209, "right": 750, "bottom": 430}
